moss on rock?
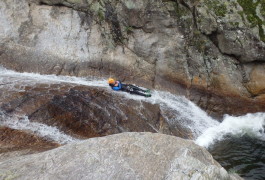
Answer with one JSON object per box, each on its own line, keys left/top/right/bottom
{"left": 261, "top": 1, "right": 265, "bottom": 17}
{"left": 204, "top": 0, "right": 227, "bottom": 17}
{"left": 174, "top": 1, "right": 190, "bottom": 17}
{"left": 237, "top": 0, "right": 265, "bottom": 41}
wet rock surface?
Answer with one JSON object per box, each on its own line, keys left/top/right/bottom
{"left": 0, "top": 127, "right": 59, "bottom": 161}
{"left": 1, "top": 83, "right": 190, "bottom": 139}
{"left": 0, "top": 72, "right": 194, "bottom": 155}
{"left": 0, "top": 132, "right": 242, "bottom": 180}
{"left": 27, "top": 86, "right": 180, "bottom": 138}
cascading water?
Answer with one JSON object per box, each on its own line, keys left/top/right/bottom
{"left": 0, "top": 66, "right": 218, "bottom": 139}
{"left": 196, "top": 113, "right": 265, "bottom": 148}
{"left": 123, "top": 91, "right": 219, "bottom": 137}
{"left": 0, "top": 110, "right": 78, "bottom": 144}
{"left": 0, "top": 66, "right": 107, "bottom": 88}
{"left": 0, "top": 66, "right": 264, "bottom": 179}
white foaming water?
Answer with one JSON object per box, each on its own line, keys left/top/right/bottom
{"left": 152, "top": 92, "right": 216, "bottom": 136}
{"left": 196, "top": 113, "right": 265, "bottom": 148}
{"left": 0, "top": 66, "right": 107, "bottom": 88}
{"left": 122, "top": 90, "right": 218, "bottom": 137}
{"left": 0, "top": 110, "right": 79, "bottom": 144}
{"left": 1, "top": 66, "right": 265, "bottom": 147}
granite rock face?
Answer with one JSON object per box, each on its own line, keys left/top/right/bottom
{"left": 0, "top": 132, "right": 242, "bottom": 180}
{"left": 0, "top": 83, "right": 189, "bottom": 140}
{"left": 0, "top": 0, "right": 265, "bottom": 116}
{"left": 0, "top": 71, "right": 195, "bottom": 157}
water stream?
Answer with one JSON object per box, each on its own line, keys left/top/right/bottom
{"left": 0, "top": 110, "right": 78, "bottom": 144}
{"left": 0, "top": 67, "right": 264, "bottom": 179}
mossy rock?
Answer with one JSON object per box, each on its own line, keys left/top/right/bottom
{"left": 237, "top": 0, "right": 265, "bottom": 41}
{"left": 204, "top": 0, "right": 227, "bottom": 17}
{"left": 175, "top": 2, "right": 190, "bottom": 17}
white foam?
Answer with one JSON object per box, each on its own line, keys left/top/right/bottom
{"left": 195, "top": 113, "right": 265, "bottom": 148}
{"left": 0, "top": 66, "right": 107, "bottom": 88}
{"left": 122, "top": 90, "right": 218, "bottom": 137}
{"left": 0, "top": 111, "right": 79, "bottom": 144}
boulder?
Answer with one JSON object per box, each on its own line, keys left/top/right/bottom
{"left": 245, "top": 64, "right": 265, "bottom": 95}
{"left": 0, "top": 132, "right": 242, "bottom": 180}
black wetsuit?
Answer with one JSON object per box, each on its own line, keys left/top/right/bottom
{"left": 121, "top": 84, "right": 148, "bottom": 96}
{"left": 109, "top": 81, "right": 149, "bottom": 97}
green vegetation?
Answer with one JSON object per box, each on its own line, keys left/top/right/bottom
{"left": 237, "top": 0, "right": 265, "bottom": 42}
{"left": 124, "top": 26, "right": 133, "bottom": 34}
{"left": 229, "top": 21, "right": 240, "bottom": 28}
{"left": 191, "top": 30, "right": 208, "bottom": 53}
{"left": 171, "top": 1, "right": 193, "bottom": 33}
{"left": 204, "top": 0, "right": 227, "bottom": 17}
{"left": 260, "top": 0, "right": 265, "bottom": 17}
{"left": 90, "top": 0, "right": 106, "bottom": 22}
{"left": 174, "top": 2, "right": 190, "bottom": 17}
{"left": 97, "top": 9, "right": 105, "bottom": 21}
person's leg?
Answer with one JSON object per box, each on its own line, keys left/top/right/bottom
{"left": 122, "top": 84, "right": 151, "bottom": 97}
{"left": 130, "top": 90, "right": 151, "bottom": 97}
{"left": 128, "top": 84, "right": 147, "bottom": 92}
{"left": 121, "top": 84, "right": 132, "bottom": 92}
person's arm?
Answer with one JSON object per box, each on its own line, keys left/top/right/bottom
{"left": 112, "top": 81, "right": 122, "bottom": 91}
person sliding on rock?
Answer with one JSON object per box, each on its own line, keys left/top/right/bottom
{"left": 108, "top": 78, "right": 151, "bottom": 97}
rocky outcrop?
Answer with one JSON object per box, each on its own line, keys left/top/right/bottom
{"left": 0, "top": 0, "right": 265, "bottom": 116}
{"left": 0, "top": 132, "right": 242, "bottom": 180}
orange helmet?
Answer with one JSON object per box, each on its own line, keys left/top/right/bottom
{"left": 108, "top": 78, "right": 115, "bottom": 84}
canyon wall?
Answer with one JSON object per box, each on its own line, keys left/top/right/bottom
{"left": 1, "top": 0, "right": 265, "bottom": 116}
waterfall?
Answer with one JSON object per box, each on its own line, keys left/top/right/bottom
{"left": 0, "top": 66, "right": 264, "bottom": 147}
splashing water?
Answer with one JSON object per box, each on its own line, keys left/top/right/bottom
{"left": 107, "top": 89, "right": 219, "bottom": 137}
{"left": 132, "top": 91, "right": 219, "bottom": 137}
{"left": 0, "top": 110, "right": 79, "bottom": 144}
{"left": 196, "top": 113, "right": 265, "bottom": 148}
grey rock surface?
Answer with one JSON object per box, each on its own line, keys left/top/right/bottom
{"left": 194, "top": 0, "right": 265, "bottom": 62}
{"left": 0, "top": 132, "right": 242, "bottom": 180}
